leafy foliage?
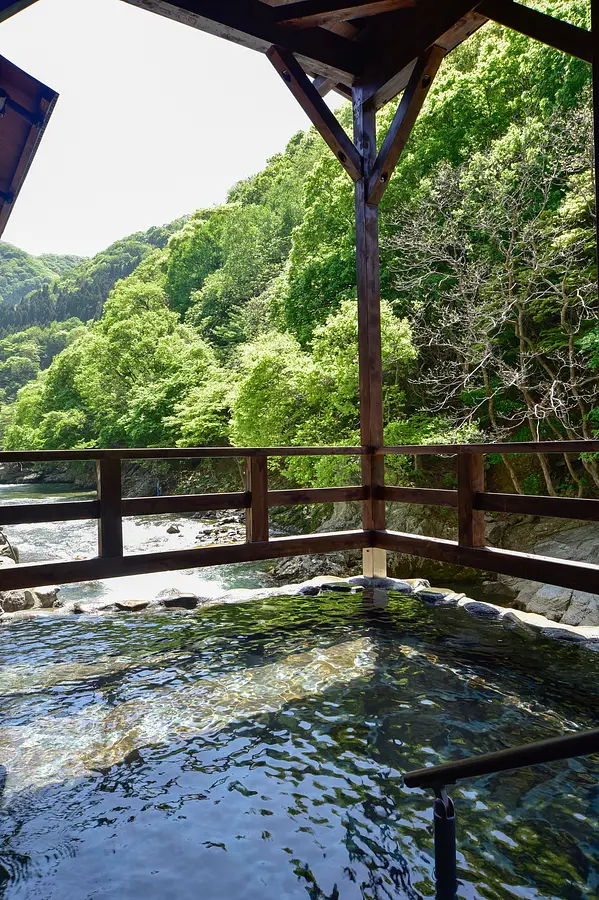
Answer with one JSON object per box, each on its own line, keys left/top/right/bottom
{"left": 3, "top": 1, "right": 599, "bottom": 496}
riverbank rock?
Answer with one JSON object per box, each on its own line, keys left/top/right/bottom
{"left": 271, "top": 551, "right": 360, "bottom": 584}
{"left": 0, "top": 529, "right": 18, "bottom": 563}
{"left": 34, "top": 586, "right": 60, "bottom": 608}
{"left": 0, "top": 590, "right": 36, "bottom": 613}
{"left": 496, "top": 524, "right": 599, "bottom": 627}
{"left": 116, "top": 600, "right": 150, "bottom": 612}
{"left": 157, "top": 588, "right": 199, "bottom": 610}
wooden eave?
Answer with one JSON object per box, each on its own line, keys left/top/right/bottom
{"left": 1, "top": 1, "right": 592, "bottom": 106}
{"left": 0, "top": 52, "right": 57, "bottom": 237}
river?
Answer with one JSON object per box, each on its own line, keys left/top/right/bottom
{"left": 0, "top": 484, "right": 598, "bottom": 899}
{"left": 0, "top": 482, "right": 273, "bottom": 607}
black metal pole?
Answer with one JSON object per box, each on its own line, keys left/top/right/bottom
{"left": 433, "top": 786, "right": 457, "bottom": 900}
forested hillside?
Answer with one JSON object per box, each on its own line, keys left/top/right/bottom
{"left": 2, "top": 0, "right": 598, "bottom": 496}
{"left": 0, "top": 243, "right": 82, "bottom": 311}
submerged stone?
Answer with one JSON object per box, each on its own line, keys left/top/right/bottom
{"left": 540, "top": 627, "right": 587, "bottom": 642}
{"left": 348, "top": 576, "right": 413, "bottom": 593}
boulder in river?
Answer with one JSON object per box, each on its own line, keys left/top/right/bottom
{"left": 116, "top": 600, "right": 150, "bottom": 612}
{"left": 166, "top": 523, "right": 181, "bottom": 534}
{"left": 34, "top": 586, "right": 60, "bottom": 609}
{"left": 0, "top": 590, "right": 36, "bottom": 613}
{"left": 157, "top": 588, "right": 199, "bottom": 610}
{"left": 0, "top": 529, "right": 18, "bottom": 563}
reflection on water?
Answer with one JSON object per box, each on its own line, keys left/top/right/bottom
{"left": 0, "top": 591, "right": 598, "bottom": 899}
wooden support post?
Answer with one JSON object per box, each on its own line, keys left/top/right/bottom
{"left": 457, "top": 454, "right": 485, "bottom": 548}
{"left": 353, "top": 87, "right": 387, "bottom": 577}
{"left": 246, "top": 456, "right": 269, "bottom": 543}
{"left": 96, "top": 458, "right": 123, "bottom": 558}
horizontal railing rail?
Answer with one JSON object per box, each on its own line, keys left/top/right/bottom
{"left": 404, "top": 727, "right": 599, "bottom": 788}
{"left": 0, "top": 440, "right": 598, "bottom": 593}
{"left": 376, "top": 440, "right": 599, "bottom": 455}
{"left": 403, "top": 728, "right": 599, "bottom": 899}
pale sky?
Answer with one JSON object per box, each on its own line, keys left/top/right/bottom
{"left": 0, "top": 0, "right": 341, "bottom": 257}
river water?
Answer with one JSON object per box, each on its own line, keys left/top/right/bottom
{"left": 1, "top": 485, "right": 599, "bottom": 899}
{"left": 0, "top": 483, "right": 274, "bottom": 607}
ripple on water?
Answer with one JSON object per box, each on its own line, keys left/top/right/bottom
{"left": 0, "top": 592, "right": 598, "bottom": 900}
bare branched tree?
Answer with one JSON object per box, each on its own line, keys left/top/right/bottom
{"left": 387, "top": 105, "right": 598, "bottom": 495}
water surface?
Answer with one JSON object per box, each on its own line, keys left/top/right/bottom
{"left": 1, "top": 589, "right": 598, "bottom": 900}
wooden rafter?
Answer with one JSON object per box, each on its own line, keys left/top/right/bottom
{"left": 360, "top": 0, "right": 483, "bottom": 108}
{"left": 267, "top": 45, "right": 363, "bottom": 180}
{"left": 272, "top": 0, "right": 415, "bottom": 30}
{"left": 367, "top": 44, "right": 445, "bottom": 205}
{"left": 124, "top": 0, "right": 363, "bottom": 84}
{"left": 479, "top": 0, "right": 591, "bottom": 62}
{"left": 0, "top": 0, "right": 37, "bottom": 22}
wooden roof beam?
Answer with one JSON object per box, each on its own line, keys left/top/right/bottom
{"left": 479, "top": 0, "right": 591, "bottom": 62}
{"left": 267, "top": 45, "right": 363, "bottom": 180}
{"left": 124, "top": 0, "right": 363, "bottom": 83}
{"left": 360, "top": 0, "right": 484, "bottom": 108}
{"left": 272, "top": 0, "right": 415, "bottom": 30}
{"left": 367, "top": 44, "right": 445, "bottom": 204}
{"left": 0, "top": 0, "right": 38, "bottom": 22}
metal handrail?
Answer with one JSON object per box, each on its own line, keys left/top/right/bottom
{"left": 403, "top": 728, "right": 599, "bottom": 899}
{"left": 404, "top": 727, "right": 599, "bottom": 788}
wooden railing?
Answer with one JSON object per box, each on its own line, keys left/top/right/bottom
{"left": 0, "top": 441, "right": 598, "bottom": 592}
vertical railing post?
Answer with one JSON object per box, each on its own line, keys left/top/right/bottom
{"left": 245, "top": 455, "right": 269, "bottom": 543}
{"left": 457, "top": 452, "right": 485, "bottom": 547}
{"left": 433, "top": 787, "right": 457, "bottom": 900}
{"left": 96, "top": 456, "right": 123, "bottom": 558}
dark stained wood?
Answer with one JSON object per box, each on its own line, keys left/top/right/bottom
{"left": 267, "top": 46, "right": 363, "bottom": 180}
{"left": 268, "top": 486, "right": 366, "bottom": 506}
{"left": 0, "top": 55, "right": 57, "bottom": 237}
{"left": 377, "top": 441, "right": 599, "bottom": 455}
{"left": 0, "top": 530, "right": 371, "bottom": 592}
{"left": 0, "top": 446, "right": 367, "bottom": 462}
{"left": 458, "top": 453, "right": 485, "bottom": 547}
{"left": 479, "top": 0, "right": 591, "bottom": 62}
{"left": 360, "top": 0, "right": 482, "bottom": 109}
{"left": 123, "top": 0, "right": 363, "bottom": 86}
{"left": 376, "top": 530, "right": 599, "bottom": 595}
{"left": 123, "top": 493, "right": 250, "bottom": 516}
{"left": 353, "top": 85, "right": 386, "bottom": 534}
{"left": 476, "top": 492, "right": 599, "bottom": 522}
{"left": 382, "top": 486, "right": 458, "bottom": 507}
{"left": 0, "top": 1, "right": 38, "bottom": 23}
{"left": 273, "top": 0, "right": 414, "bottom": 29}
{"left": 246, "top": 456, "right": 270, "bottom": 542}
{"left": 0, "top": 500, "right": 100, "bottom": 526}
{"left": 96, "top": 458, "right": 123, "bottom": 558}
{"left": 367, "top": 44, "right": 445, "bottom": 205}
